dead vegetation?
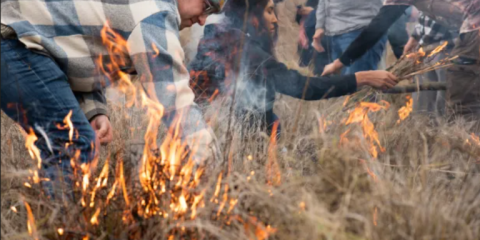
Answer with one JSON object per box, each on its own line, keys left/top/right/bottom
{"left": 2, "top": 1, "right": 480, "bottom": 240}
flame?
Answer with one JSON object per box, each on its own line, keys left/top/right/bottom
{"left": 406, "top": 47, "right": 426, "bottom": 58}
{"left": 90, "top": 208, "right": 101, "bottom": 225}
{"left": 373, "top": 207, "right": 378, "bottom": 226}
{"left": 266, "top": 122, "right": 281, "bottom": 185}
{"left": 56, "top": 110, "right": 74, "bottom": 142}
{"left": 24, "top": 201, "right": 38, "bottom": 240}
{"left": 427, "top": 41, "right": 448, "bottom": 58}
{"left": 397, "top": 95, "right": 413, "bottom": 123}
{"left": 345, "top": 101, "right": 390, "bottom": 158}
{"left": 25, "top": 128, "right": 42, "bottom": 169}
{"left": 57, "top": 228, "right": 64, "bottom": 235}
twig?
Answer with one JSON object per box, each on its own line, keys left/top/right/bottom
{"left": 384, "top": 82, "right": 446, "bottom": 94}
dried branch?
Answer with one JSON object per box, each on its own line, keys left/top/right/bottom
{"left": 384, "top": 82, "right": 446, "bottom": 94}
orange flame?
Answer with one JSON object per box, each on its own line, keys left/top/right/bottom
{"left": 345, "top": 101, "right": 390, "bottom": 158}
{"left": 24, "top": 200, "right": 38, "bottom": 240}
{"left": 25, "top": 128, "right": 42, "bottom": 169}
{"left": 397, "top": 95, "right": 413, "bottom": 123}
{"left": 266, "top": 122, "right": 281, "bottom": 185}
{"left": 427, "top": 41, "right": 448, "bottom": 58}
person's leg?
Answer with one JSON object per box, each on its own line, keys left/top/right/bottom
{"left": 446, "top": 30, "right": 480, "bottom": 132}
{"left": 387, "top": 7, "right": 411, "bottom": 59}
{"left": 1, "top": 39, "right": 96, "bottom": 197}
{"left": 412, "top": 71, "right": 439, "bottom": 114}
{"left": 335, "top": 28, "right": 387, "bottom": 74}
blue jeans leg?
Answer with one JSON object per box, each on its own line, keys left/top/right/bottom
{"left": 331, "top": 29, "right": 387, "bottom": 74}
{"left": 1, "top": 39, "right": 96, "bottom": 197}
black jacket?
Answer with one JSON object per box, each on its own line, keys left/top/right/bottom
{"left": 189, "top": 23, "right": 357, "bottom": 133}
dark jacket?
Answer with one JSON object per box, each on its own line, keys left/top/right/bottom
{"left": 189, "top": 23, "right": 357, "bottom": 133}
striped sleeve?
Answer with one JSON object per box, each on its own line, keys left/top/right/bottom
{"left": 127, "top": 10, "right": 215, "bottom": 163}
{"left": 74, "top": 90, "right": 109, "bottom": 121}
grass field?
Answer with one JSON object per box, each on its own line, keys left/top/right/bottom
{"left": 2, "top": 1, "right": 480, "bottom": 240}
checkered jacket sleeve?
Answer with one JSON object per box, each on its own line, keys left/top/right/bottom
{"left": 75, "top": 90, "right": 108, "bottom": 121}
{"left": 127, "top": 11, "right": 215, "bottom": 162}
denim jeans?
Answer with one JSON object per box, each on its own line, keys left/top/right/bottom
{"left": 1, "top": 39, "right": 96, "bottom": 197}
{"left": 388, "top": 7, "right": 412, "bottom": 59}
{"left": 325, "top": 28, "right": 387, "bottom": 75}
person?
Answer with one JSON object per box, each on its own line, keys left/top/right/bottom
{"left": 296, "top": 2, "right": 330, "bottom": 75}
{"left": 189, "top": 0, "right": 399, "bottom": 136}
{"left": 321, "top": 0, "right": 480, "bottom": 129}
{"left": 1, "top": 0, "right": 224, "bottom": 196}
{"left": 404, "top": 13, "right": 457, "bottom": 116}
{"left": 388, "top": 6, "right": 413, "bottom": 59}
{"left": 312, "top": 0, "right": 387, "bottom": 75}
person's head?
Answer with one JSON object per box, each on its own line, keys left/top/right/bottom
{"left": 177, "top": 0, "right": 225, "bottom": 29}
{"left": 223, "top": 0, "right": 279, "bottom": 48}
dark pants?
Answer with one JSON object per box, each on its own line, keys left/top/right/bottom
{"left": 446, "top": 30, "right": 480, "bottom": 131}
{"left": 1, "top": 39, "right": 96, "bottom": 196}
{"left": 387, "top": 7, "right": 411, "bottom": 59}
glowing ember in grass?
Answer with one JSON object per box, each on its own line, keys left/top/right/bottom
{"left": 57, "top": 228, "right": 64, "bottom": 235}
{"left": 10, "top": 206, "right": 17, "bottom": 213}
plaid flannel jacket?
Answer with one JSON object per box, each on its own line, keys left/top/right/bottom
{"left": 1, "top": 0, "right": 214, "bottom": 160}
{"left": 411, "top": 13, "right": 456, "bottom": 46}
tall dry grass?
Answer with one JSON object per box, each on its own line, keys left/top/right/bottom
{"left": 2, "top": 1, "right": 480, "bottom": 240}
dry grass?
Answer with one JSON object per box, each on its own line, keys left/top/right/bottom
{"left": 2, "top": 2, "right": 480, "bottom": 240}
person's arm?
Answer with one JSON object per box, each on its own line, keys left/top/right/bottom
{"left": 264, "top": 60, "right": 357, "bottom": 100}
{"left": 339, "top": 5, "right": 409, "bottom": 66}
{"left": 75, "top": 90, "right": 108, "bottom": 121}
{"left": 315, "top": 0, "right": 325, "bottom": 30}
{"left": 127, "top": 11, "right": 216, "bottom": 164}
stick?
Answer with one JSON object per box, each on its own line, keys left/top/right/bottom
{"left": 384, "top": 82, "right": 446, "bottom": 94}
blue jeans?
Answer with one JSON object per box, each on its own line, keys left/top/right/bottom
{"left": 326, "top": 28, "right": 387, "bottom": 74}
{"left": 388, "top": 7, "right": 412, "bottom": 59}
{"left": 1, "top": 39, "right": 96, "bottom": 197}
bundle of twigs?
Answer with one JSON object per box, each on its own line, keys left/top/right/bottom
{"left": 343, "top": 42, "right": 457, "bottom": 108}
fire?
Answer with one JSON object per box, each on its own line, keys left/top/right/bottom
{"left": 373, "top": 207, "right": 378, "bottom": 226}
{"left": 90, "top": 207, "right": 101, "bottom": 225}
{"left": 406, "top": 47, "right": 426, "bottom": 58}
{"left": 345, "top": 101, "right": 390, "bottom": 158}
{"left": 397, "top": 95, "right": 413, "bottom": 123}
{"left": 427, "top": 41, "right": 448, "bottom": 58}
{"left": 10, "top": 206, "right": 17, "bottom": 213}
{"left": 25, "top": 128, "right": 42, "bottom": 169}
{"left": 24, "top": 200, "right": 38, "bottom": 240}
{"left": 56, "top": 110, "right": 74, "bottom": 142}
{"left": 57, "top": 228, "right": 64, "bottom": 235}
{"left": 266, "top": 122, "right": 282, "bottom": 185}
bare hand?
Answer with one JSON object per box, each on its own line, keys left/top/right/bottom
{"left": 355, "top": 70, "right": 399, "bottom": 90}
{"left": 321, "top": 59, "right": 344, "bottom": 76}
{"left": 312, "top": 28, "right": 325, "bottom": 52}
{"left": 90, "top": 115, "right": 113, "bottom": 146}
{"left": 403, "top": 37, "right": 419, "bottom": 56}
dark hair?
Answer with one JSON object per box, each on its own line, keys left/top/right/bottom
{"left": 222, "top": 0, "right": 278, "bottom": 55}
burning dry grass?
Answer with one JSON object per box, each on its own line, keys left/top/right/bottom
{"left": 2, "top": 2, "right": 480, "bottom": 239}
{"left": 2, "top": 92, "right": 480, "bottom": 240}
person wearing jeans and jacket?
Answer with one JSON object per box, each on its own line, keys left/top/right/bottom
{"left": 312, "top": 0, "right": 387, "bottom": 75}
{"left": 1, "top": 0, "right": 224, "bottom": 197}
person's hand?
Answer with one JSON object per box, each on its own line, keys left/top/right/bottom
{"left": 90, "top": 115, "right": 113, "bottom": 146}
{"left": 403, "top": 37, "right": 419, "bottom": 56}
{"left": 355, "top": 70, "right": 399, "bottom": 90}
{"left": 299, "top": 6, "right": 314, "bottom": 16}
{"left": 312, "top": 28, "right": 325, "bottom": 52}
{"left": 321, "top": 59, "right": 344, "bottom": 76}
